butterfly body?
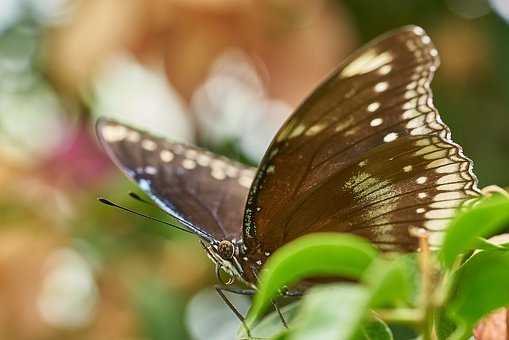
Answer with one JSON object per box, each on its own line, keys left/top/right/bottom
{"left": 97, "top": 25, "right": 480, "bottom": 290}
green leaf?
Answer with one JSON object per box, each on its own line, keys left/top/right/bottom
{"left": 237, "top": 302, "right": 299, "bottom": 339}
{"left": 287, "top": 284, "right": 371, "bottom": 340}
{"left": 272, "top": 332, "right": 289, "bottom": 340}
{"left": 398, "top": 254, "right": 421, "bottom": 306}
{"left": 362, "top": 257, "right": 411, "bottom": 308}
{"left": 440, "top": 196, "right": 509, "bottom": 268}
{"left": 359, "top": 318, "right": 394, "bottom": 340}
{"left": 434, "top": 308, "right": 456, "bottom": 340}
{"left": 246, "top": 233, "right": 378, "bottom": 325}
{"left": 447, "top": 251, "right": 509, "bottom": 339}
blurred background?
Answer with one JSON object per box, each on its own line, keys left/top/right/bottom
{"left": 0, "top": 0, "right": 508, "bottom": 339}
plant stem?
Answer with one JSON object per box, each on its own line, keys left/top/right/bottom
{"left": 372, "top": 309, "right": 423, "bottom": 326}
{"left": 418, "top": 230, "right": 434, "bottom": 340}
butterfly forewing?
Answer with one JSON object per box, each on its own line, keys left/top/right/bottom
{"left": 242, "top": 26, "right": 480, "bottom": 270}
{"left": 97, "top": 119, "right": 254, "bottom": 242}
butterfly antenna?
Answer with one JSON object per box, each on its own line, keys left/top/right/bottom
{"left": 128, "top": 191, "right": 154, "bottom": 205}
{"left": 97, "top": 197, "right": 194, "bottom": 235}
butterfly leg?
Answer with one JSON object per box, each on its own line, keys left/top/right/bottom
{"left": 271, "top": 300, "right": 288, "bottom": 329}
{"left": 217, "top": 285, "right": 256, "bottom": 296}
{"left": 222, "top": 287, "right": 289, "bottom": 329}
{"left": 215, "top": 286, "right": 252, "bottom": 338}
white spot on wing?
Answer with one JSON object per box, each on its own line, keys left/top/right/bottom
{"left": 225, "top": 165, "right": 239, "bottom": 178}
{"left": 145, "top": 166, "right": 157, "bottom": 175}
{"left": 374, "top": 81, "right": 389, "bottom": 92}
{"left": 335, "top": 116, "right": 354, "bottom": 132}
{"left": 416, "top": 176, "right": 427, "bottom": 184}
{"left": 339, "top": 50, "right": 394, "bottom": 78}
{"left": 289, "top": 124, "right": 306, "bottom": 139}
{"left": 367, "top": 102, "right": 380, "bottom": 112}
{"left": 406, "top": 116, "right": 426, "bottom": 129}
{"left": 160, "top": 150, "right": 174, "bottom": 162}
{"left": 127, "top": 130, "right": 140, "bottom": 142}
{"left": 425, "top": 209, "right": 456, "bottom": 219}
{"left": 211, "top": 168, "right": 226, "bottom": 180}
{"left": 413, "top": 26, "right": 425, "bottom": 35}
{"left": 411, "top": 126, "right": 432, "bottom": 135}
{"left": 379, "top": 64, "right": 392, "bottom": 75}
{"left": 138, "top": 178, "right": 151, "bottom": 191}
{"left": 437, "top": 183, "right": 465, "bottom": 191}
{"left": 436, "top": 163, "right": 461, "bottom": 174}
{"left": 383, "top": 132, "right": 398, "bottom": 143}
{"left": 433, "top": 192, "right": 464, "bottom": 201}
{"left": 305, "top": 123, "right": 327, "bottom": 136}
{"left": 141, "top": 139, "right": 157, "bottom": 151}
{"left": 102, "top": 125, "right": 127, "bottom": 142}
{"left": 370, "top": 118, "right": 383, "bottom": 127}
{"left": 197, "top": 154, "right": 211, "bottom": 166}
{"left": 430, "top": 200, "right": 461, "bottom": 209}
{"left": 182, "top": 159, "right": 196, "bottom": 170}
{"left": 426, "top": 220, "right": 448, "bottom": 232}
{"left": 437, "top": 174, "right": 462, "bottom": 185}
{"left": 402, "top": 109, "right": 420, "bottom": 120}
{"left": 185, "top": 150, "right": 198, "bottom": 159}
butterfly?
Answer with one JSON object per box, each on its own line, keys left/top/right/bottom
{"left": 96, "top": 25, "right": 480, "bottom": 291}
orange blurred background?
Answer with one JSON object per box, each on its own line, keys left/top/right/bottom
{"left": 1, "top": 1, "right": 508, "bottom": 339}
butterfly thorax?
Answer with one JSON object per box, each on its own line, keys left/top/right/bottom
{"left": 237, "top": 241, "right": 269, "bottom": 285}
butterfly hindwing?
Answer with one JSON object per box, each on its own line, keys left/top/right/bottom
{"left": 242, "top": 26, "right": 480, "bottom": 263}
{"left": 275, "top": 135, "right": 477, "bottom": 250}
{"left": 97, "top": 118, "right": 254, "bottom": 242}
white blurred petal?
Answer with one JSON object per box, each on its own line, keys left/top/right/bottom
{"left": 27, "top": 0, "right": 76, "bottom": 25}
{"left": 209, "top": 49, "right": 264, "bottom": 96}
{"left": 192, "top": 49, "right": 292, "bottom": 163}
{"left": 0, "top": 85, "right": 67, "bottom": 164}
{"left": 0, "top": 0, "right": 21, "bottom": 33}
{"left": 239, "top": 100, "right": 291, "bottom": 162}
{"left": 192, "top": 50, "right": 264, "bottom": 142}
{"left": 37, "top": 248, "right": 98, "bottom": 329}
{"left": 490, "top": 0, "right": 509, "bottom": 21}
{"left": 93, "top": 54, "right": 194, "bottom": 143}
{"left": 185, "top": 288, "right": 250, "bottom": 340}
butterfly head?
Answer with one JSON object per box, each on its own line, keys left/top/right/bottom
{"left": 217, "top": 240, "right": 235, "bottom": 260}
{"left": 202, "top": 239, "right": 250, "bottom": 286}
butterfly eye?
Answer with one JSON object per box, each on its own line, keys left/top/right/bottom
{"left": 217, "top": 240, "right": 235, "bottom": 260}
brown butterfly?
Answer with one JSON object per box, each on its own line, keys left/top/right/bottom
{"left": 96, "top": 26, "right": 480, "bottom": 293}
